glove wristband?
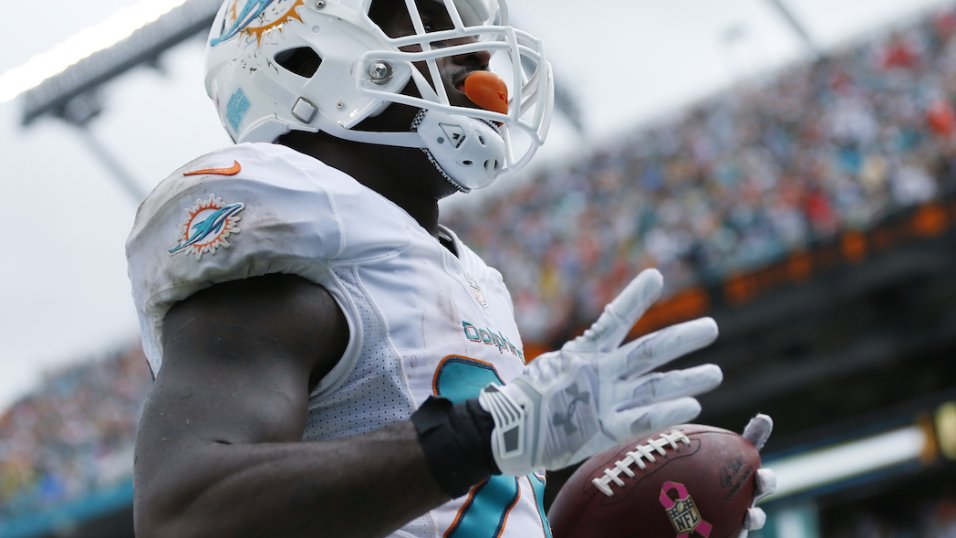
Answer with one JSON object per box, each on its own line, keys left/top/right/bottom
{"left": 477, "top": 383, "right": 529, "bottom": 474}
{"left": 410, "top": 396, "right": 500, "bottom": 498}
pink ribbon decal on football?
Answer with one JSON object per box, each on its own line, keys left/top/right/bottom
{"left": 659, "top": 481, "right": 713, "bottom": 538}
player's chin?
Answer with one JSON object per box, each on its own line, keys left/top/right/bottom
{"left": 416, "top": 153, "right": 465, "bottom": 197}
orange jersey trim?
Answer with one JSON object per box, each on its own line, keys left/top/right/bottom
{"left": 495, "top": 480, "right": 522, "bottom": 538}
{"left": 443, "top": 479, "right": 487, "bottom": 538}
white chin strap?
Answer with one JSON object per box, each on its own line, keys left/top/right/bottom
{"left": 412, "top": 110, "right": 507, "bottom": 193}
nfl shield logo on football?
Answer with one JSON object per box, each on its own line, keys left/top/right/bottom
{"left": 667, "top": 499, "right": 703, "bottom": 534}
{"left": 659, "top": 481, "right": 713, "bottom": 537}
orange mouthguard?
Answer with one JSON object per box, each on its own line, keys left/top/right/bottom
{"left": 463, "top": 71, "right": 509, "bottom": 115}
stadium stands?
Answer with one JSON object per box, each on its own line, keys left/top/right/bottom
{"left": 0, "top": 346, "right": 149, "bottom": 532}
{"left": 446, "top": 6, "right": 956, "bottom": 344}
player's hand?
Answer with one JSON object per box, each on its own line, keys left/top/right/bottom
{"left": 478, "top": 268, "right": 724, "bottom": 476}
{"left": 736, "top": 414, "right": 777, "bottom": 538}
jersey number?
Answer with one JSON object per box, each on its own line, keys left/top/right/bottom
{"left": 433, "top": 357, "right": 552, "bottom": 538}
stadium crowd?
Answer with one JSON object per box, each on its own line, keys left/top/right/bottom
{"left": 447, "top": 6, "right": 956, "bottom": 343}
{"left": 4, "top": 3, "right": 956, "bottom": 526}
{"left": 0, "top": 346, "right": 150, "bottom": 520}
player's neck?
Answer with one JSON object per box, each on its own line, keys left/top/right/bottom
{"left": 277, "top": 133, "right": 455, "bottom": 239}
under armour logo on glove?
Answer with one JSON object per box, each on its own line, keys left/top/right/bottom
{"left": 551, "top": 384, "right": 591, "bottom": 435}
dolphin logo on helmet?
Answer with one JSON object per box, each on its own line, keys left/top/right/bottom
{"left": 211, "top": 0, "right": 275, "bottom": 46}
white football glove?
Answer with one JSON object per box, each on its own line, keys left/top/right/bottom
{"left": 479, "top": 269, "right": 724, "bottom": 476}
{"left": 737, "top": 414, "right": 778, "bottom": 538}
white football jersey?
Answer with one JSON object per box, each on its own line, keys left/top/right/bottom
{"left": 126, "top": 142, "right": 552, "bottom": 538}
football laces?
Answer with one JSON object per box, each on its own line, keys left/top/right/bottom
{"left": 592, "top": 430, "right": 691, "bottom": 496}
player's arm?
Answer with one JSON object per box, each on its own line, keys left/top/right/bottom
{"left": 133, "top": 273, "right": 448, "bottom": 538}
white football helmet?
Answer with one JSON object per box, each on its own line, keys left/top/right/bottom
{"left": 204, "top": 0, "right": 554, "bottom": 191}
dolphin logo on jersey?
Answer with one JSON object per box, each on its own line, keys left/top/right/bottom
{"left": 169, "top": 195, "right": 246, "bottom": 259}
{"left": 211, "top": 0, "right": 306, "bottom": 47}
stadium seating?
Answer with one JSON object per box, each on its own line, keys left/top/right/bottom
{"left": 447, "top": 6, "right": 956, "bottom": 344}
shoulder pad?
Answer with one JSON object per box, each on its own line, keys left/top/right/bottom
{"left": 127, "top": 143, "right": 345, "bottom": 374}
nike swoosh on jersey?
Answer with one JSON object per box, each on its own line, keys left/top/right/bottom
{"left": 183, "top": 161, "right": 242, "bottom": 177}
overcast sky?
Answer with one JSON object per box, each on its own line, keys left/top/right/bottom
{"left": 0, "top": 0, "right": 951, "bottom": 410}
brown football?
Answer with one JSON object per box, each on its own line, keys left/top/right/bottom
{"left": 548, "top": 424, "right": 759, "bottom": 538}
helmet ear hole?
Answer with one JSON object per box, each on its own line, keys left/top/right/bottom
{"left": 274, "top": 47, "right": 322, "bottom": 78}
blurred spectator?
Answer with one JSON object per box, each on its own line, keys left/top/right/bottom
{"left": 926, "top": 497, "right": 956, "bottom": 537}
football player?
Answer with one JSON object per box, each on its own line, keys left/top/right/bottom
{"left": 127, "top": 1, "right": 772, "bottom": 536}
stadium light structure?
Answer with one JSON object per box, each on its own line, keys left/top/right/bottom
{"left": 1, "top": 0, "right": 188, "bottom": 103}
{"left": 0, "top": 0, "right": 221, "bottom": 203}
{"left": 7, "top": 0, "right": 222, "bottom": 123}
{"left": 763, "top": 0, "right": 821, "bottom": 59}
